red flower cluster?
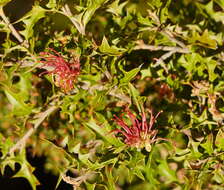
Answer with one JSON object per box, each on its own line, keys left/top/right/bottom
{"left": 113, "top": 109, "right": 164, "bottom": 151}
{"left": 39, "top": 49, "right": 80, "bottom": 92}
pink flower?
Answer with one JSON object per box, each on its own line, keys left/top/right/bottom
{"left": 39, "top": 49, "right": 80, "bottom": 92}
{"left": 113, "top": 109, "right": 165, "bottom": 151}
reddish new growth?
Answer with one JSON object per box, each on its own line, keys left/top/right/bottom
{"left": 113, "top": 109, "right": 165, "bottom": 151}
{"left": 39, "top": 49, "right": 80, "bottom": 92}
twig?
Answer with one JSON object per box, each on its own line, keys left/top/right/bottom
{"left": 134, "top": 40, "right": 189, "bottom": 53}
{"left": 0, "top": 7, "right": 28, "bottom": 47}
{"left": 148, "top": 9, "right": 187, "bottom": 49}
{"left": 8, "top": 105, "right": 58, "bottom": 155}
{"left": 62, "top": 171, "right": 93, "bottom": 190}
{"left": 80, "top": 82, "right": 131, "bottom": 104}
{"left": 152, "top": 50, "right": 176, "bottom": 73}
{"left": 161, "top": 30, "right": 186, "bottom": 48}
{"left": 134, "top": 39, "right": 189, "bottom": 73}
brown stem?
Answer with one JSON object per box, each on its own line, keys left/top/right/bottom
{"left": 0, "top": 7, "right": 26, "bottom": 45}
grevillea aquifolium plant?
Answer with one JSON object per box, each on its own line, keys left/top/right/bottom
{"left": 1, "top": 0, "right": 224, "bottom": 189}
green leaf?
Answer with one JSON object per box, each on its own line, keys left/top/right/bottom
{"left": 215, "top": 129, "right": 224, "bottom": 151}
{"left": 82, "top": 0, "right": 109, "bottom": 30}
{"left": 178, "top": 53, "right": 202, "bottom": 73}
{"left": 85, "top": 182, "right": 96, "bottom": 190}
{"left": 105, "top": 166, "right": 117, "bottom": 190}
{"left": 107, "top": 0, "right": 127, "bottom": 16}
{"left": 206, "top": 58, "right": 218, "bottom": 82}
{"left": 99, "top": 36, "right": 126, "bottom": 56}
{"left": 212, "top": 169, "right": 224, "bottom": 184}
{"left": 133, "top": 167, "right": 145, "bottom": 180}
{"left": 140, "top": 68, "right": 152, "bottom": 79}
{"left": 12, "top": 150, "right": 39, "bottom": 190}
{"left": 0, "top": 134, "right": 14, "bottom": 160}
{"left": 4, "top": 87, "right": 32, "bottom": 116}
{"left": 197, "top": 30, "right": 217, "bottom": 49}
{"left": 137, "top": 13, "right": 153, "bottom": 26}
{"left": 91, "top": 90, "right": 107, "bottom": 111}
{"left": 200, "top": 134, "right": 213, "bottom": 155}
{"left": 0, "top": 0, "right": 12, "bottom": 6}
{"left": 158, "top": 160, "right": 177, "bottom": 183}
{"left": 189, "top": 141, "right": 203, "bottom": 159}
{"left": 190, "top": 29, "right": 217, "bottom": 49}
{"left": 120, "top": 67, "right": 140, "bottom": 85}
{"left": 215, "top": 0, "right": 224, "bottom": 10}
{"left": 159, "top": 0, "right": 171, "bottom": 23}
{"left": 20, "top": 6, "right": 46, "bottom": 40}
{"left": 13, "top": 162, "right": 39, "bottom": 190}
{"left": 91, "top": 157, "right": 118, "bottom": 170}
{"left": 86, "top": 118, "right": 123, "bottom": 147}
{"left": 128, "top": 83, "right": 141, "bottom": 113}
{"left": 46, "top": 0, "right": 56, "bottom": 9}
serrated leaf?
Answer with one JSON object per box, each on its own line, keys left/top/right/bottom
{"left": 107, "top": 0, "right": 127, "bottom": 16}
{"left": 128, "top": 83, "right": 141, "bottom": 113}
{"left": 200, "top": 134, "right": 213, "bottom": 155}
{"left": 0, "top": 134, "right": 14, "bottom": 159}
{"left": 179, "top": 53, "right": 202, "bottom": 73}
{"left": 158, "top": 160, "right": 177, "bottom": 183}
{"left": 79, "top": 152, "right": 92, "bottom": 166}
{"left": 13, "top": 163, "right": 39, "bottom": 190}
{"left": 206, "top": 58, "right": 218, "bottom": 82}
{"left": 212, "top": 170, "right": 224, "bottom": 184}
{"left": 46, "top": 0, "right": 56, "bottom": 9}
{"left": 190, "top": 29, "right": 217, "bottom": 49}
{"left": 82, "top": 0, "right": 109, "bottom": 28}
{"left": 12, "top": 150, "right": 39, "bottom": 190}
{"left": 215, "top": 129, "right": 224, "bottom": 151}
{"left": 105, "top": 166, "right": 117, "bottom": 190}
{"left": 140, "top": 68, "right": 152, "bottom": 79}
{"left": 133, "top": 168, "right": 145, "bottom": 180}
{"left": 91, "top": 157, "right": 118, "bottom": 170}
{"left": 85, "top": 182, "right": 96, "bottom": 190}
{"left": 4, "top": 87, "right": 32, "bottom": 116}
{"left": 137, "top": 13, "right": 153, "bottom": 26}
{"left": 190, "top": 141, "right": 203, "bottom": 159}
{"left": 120, "top": 67, "right": 140, "bottom": 85}
{"left": 86, "top": 118, "right": 123, "bottom": 147}
{"left": 159, "top": 0, "right": 171, "bottom": 23}
{"left": 99, "top": 36, "right": 126, "bottom": 56}
{"left": 215, "top": 0, "right": 224, "bottom": 10}
{"left": 20, "top": 6, "right": 46, "bottom": 40}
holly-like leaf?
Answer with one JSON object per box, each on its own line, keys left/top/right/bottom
{"left": 85, "top": 182, "right": 96, "bottom": 190}
{"left": 86, "top": 118, "right": 124, "bottom": 147}
{"left": 99, "top": 36, "right": 126, "bottom": 56}
{"left": 107, "top": 0, "right": 127, "bottom": 16}
{"left": 200, "top": 134, "right": 213, "bottom": 155}
{"left": 12, "top": 150, "right": 39, "bottom": 190}
{"left": 215, "top": 0, "right": 224, "bottom": 9}
{"left": 82, "top": 0, "right": 109, "bottom": 28}
{"left": 120, "top": 67, "right": 140, "bottom": 85}
{"left": 46, "top": 0, "right": 56, "bottom": 9}
{"left": 20, "top": 6, "right": 46, "bottom": 40}
{"left": 158, "top": 159, "right": 178, "bottom": 183}
{"left": 4, "top": 87, "right": 32, "bottom": 116}
{"left": 215, "top": 129, "right": 224, "bottom": 151}
{"left": 105, "top": 166, "right": 117, "bottom": 190}
{"left": 206, "top": 58, "right": 218, "bottom": 82}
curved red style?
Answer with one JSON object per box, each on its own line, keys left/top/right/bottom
{"left": 113, "top": 109, "right": 164, "bottom": 151}
{"left": 39, "top": 48, "right": 80, "bottom": 92}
